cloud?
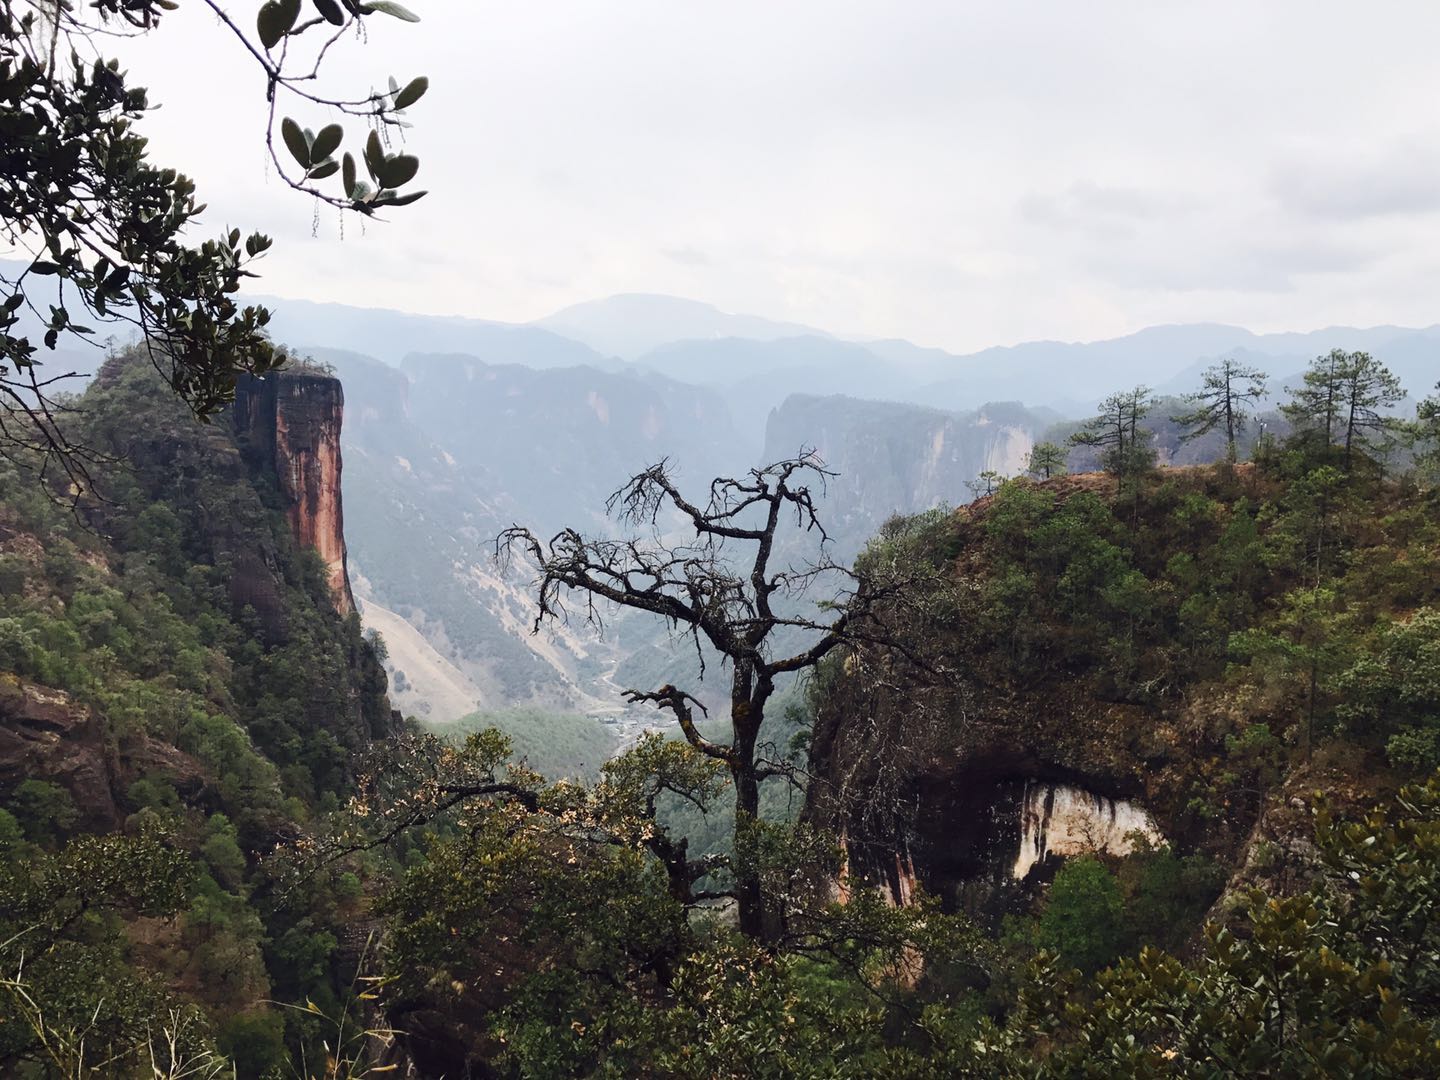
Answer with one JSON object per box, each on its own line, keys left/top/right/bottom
{"left": 110, "top": 1, "right": 1440, "bottom": 352}
{"left": 1269, "top": 143, "right": 1440, "bottom": 221}
{"left": 661, "top": 247, "right": 712, "bottom": 267}
{"left": 1018, "top": 182, "right": 1201, "bottom": 228}
{"left": 1085, "top": 235, "right": 1379, "bottom": 294}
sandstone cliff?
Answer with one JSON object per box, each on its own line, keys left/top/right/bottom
{"left": 234, "top": 368, "right": 356, "bottom": 614}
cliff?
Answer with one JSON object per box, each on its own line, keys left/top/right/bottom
{"left": 234, "top": 368, "right": 356, "bottom": 614}
{"left": 0, "top": 350, "right": 399, "bottom": 1068}
{"left": 763, "top": 394, "right": 1053, "bottom": 561}
{"left": 809, "top": 463, "right": 1440, "bottom": 921}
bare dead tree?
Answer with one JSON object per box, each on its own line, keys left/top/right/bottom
{"left": 498, "top": 453, "right": 909, "bottom": 942}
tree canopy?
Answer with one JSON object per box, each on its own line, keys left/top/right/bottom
{"left": 1170, "top": 357, "right": 1267, "bottom": 462}
{"left": 498, "top": 455, "right": 931, "bottom": 941}
{"left": 1068, "top": 386, "right": 1156, "bottom": 480}
{"left": 1281, "top": 349, "right": 1404, "bottom": 470}
{"left": 0, "top": 0, "right": 428, "bottom": 487}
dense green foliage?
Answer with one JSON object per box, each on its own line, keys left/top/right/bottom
{"left": 960, "top": 443, "right": 1438, "bottom": 827}
{"left": 356, "top": 730, "right": 1440, "bottom": 1078}
{"left": 3, "top": 349, "right": 1439, "bottom": 1077}
{"left": 434, "top": 706, "right": 618, "bottom": 779}
{"left": 0, "top": 354, "right": 391, "bottom": 1075}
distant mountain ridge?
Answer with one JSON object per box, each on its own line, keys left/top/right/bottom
{"left": 534, "top": 293, "right": 831, "bottom": 358}
{"left": 231, "top": 293, "right": 1437, "bottom": 723}
{"left": 250, "top": 288, "right": 1437, "bottom": 422}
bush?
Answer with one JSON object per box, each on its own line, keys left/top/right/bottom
{"left": 217, "top": 1010, "right": 288, "bottom": 1079}
{"left": 9, "top": 779, "right": 79, "bottom": 844}
{"left": 1038, "top": 855, "right": 1124, "bottom": 973}
{"left": 1387, "top": 727, "right": 1440, "bottom": 772}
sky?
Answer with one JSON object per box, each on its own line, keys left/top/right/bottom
{"left": 120, "top": 1, "right": 1440, "bottom": 353}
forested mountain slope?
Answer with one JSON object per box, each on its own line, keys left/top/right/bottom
{"left": 0, "top": 354, "right": 395, "bottom": 1075}
{"left": 811, "top": 453, "right": 1440, "bottom": 923}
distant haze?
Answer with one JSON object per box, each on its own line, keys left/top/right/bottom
{"left": 256, "top": 291, "right": 1439, "bottom": 422}
{"left": 110, "top": 2, "right": 1440, "bottom": 352}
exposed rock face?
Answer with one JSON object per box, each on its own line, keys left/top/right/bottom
{"left": 763, "top": 394, "right": 1048, "bottom": 560}
{"left": 820, "top": 746, "right": 1166, "bottom": 917}
{"left": 0, "top": 677, "right": 118, "bottom": 826}
{"left": 234, "top": 369, "right": 356, "bottom": 614}
{"left": 1012, "top": 782, "right": 1163, "bottom": 880}
{"left": 0, "top": 677, "right": 205, "bottom": 828}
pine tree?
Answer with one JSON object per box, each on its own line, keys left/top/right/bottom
{"left": 1337, "top": 352, "right": 1404, "bottom": 469}
{"left": 1069, "top": 386, "right": 1156, "bottom": 480}
{"left": 1416, "top": 383, "right": 1440, "bottom": 482}
{"left": 1282, "top": 349, "right": 1348, "bottom": 451}
{"left": 1171, "top": 358, "right": 1267, "bottom": 462}
{"left": 967, "top": 470, "right": 1004, "bottom": 499}
{"left": 1025, "top": 441, "right": 1068, "bottom": 480}
{"left": 1282, "top": 350, "right": 1403, "bottom": 470}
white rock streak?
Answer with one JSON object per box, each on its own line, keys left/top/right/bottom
{"left": 1013, "top": 782, "right": 1162, "bottom": 880}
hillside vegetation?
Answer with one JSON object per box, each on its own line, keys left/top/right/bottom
{"left": 0, "top": 355, "right": 393, "bottom": 1076}
{"left": 0, "top": 347, "right": 1436, "bottom": 1078}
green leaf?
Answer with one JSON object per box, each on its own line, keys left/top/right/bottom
{"left": 377, "top": 153, "right": 419, "bottom": 188}
{"left": 393, "top": 75, "right": 428, "bottom": 110}
{"left": 29, "top": 261, "right": 58, "bottom": 275}
{"left": 310, "top": 123, "right": 343, "bottom": 162}
{"left": 257, "top": 0, "right": 301, "bottom": 49}
{"left": 342, "top": 152, "right": 357, "bottom": 198}
{"left": 361, "top": 1, "right": 420, "bottom": 22}
{"left": 257, "top": 2, "right": 286, "bottom": 48}
{"left": 363, "top": 130, "right": 385, "bottom": 179}
{"left": 381, "top": 189, "right": 427, "bottom": 207}
{"left": 281, "top": 118, "right": 311, "bottom": 169}
{"left": 312, "top": 0, "right": 345, "bottom": 24}
{"left": 308, "top": 159, "right": 340, "bottom": 180}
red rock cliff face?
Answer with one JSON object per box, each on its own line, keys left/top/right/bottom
{"left": 233, "top": 369, "right": 356, "bottom": 615}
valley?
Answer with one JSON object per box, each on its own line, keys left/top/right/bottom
{"left": 6, "top": 4, "right": 1440, "bottom": 1073}
{"left": 273, "top": 296, "right": 1439, "bottom": 732}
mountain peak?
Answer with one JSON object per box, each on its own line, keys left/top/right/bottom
{"left": 533, "top": 293, "right": 830, "bottom": 359}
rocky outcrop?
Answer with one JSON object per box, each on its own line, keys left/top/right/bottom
{"left": 806, "top": 468, "right": 1268, "bottom": 918}
{"left": 0, "top": 677, "right": 119, "bottom": 826}
{"left": 762, "top": 395, "right": 1049, "bottom": 560}
{"left": 234, "top": 368, "right": 356, "bottom": 614}
{"left": 0, "top": 676, "right": 205, "bottom": 828}
{"left": 1012, "top": 782, "right": 1162, "bottom": 880}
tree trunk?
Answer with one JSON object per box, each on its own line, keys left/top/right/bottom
{"left": 1224, "top": 388, "right": 1237, "bottom": 462}
{"left": 733, "top": 754, "right": 765, "bottom": 939}
{"left": 1344, "top": 391, "right": 1358, "bottom": 472}
{"left": 1305, "top": 655, "right": 1318, "bottom": 764}
{"left": 729, "top": 661, "right": 768, "bottom": 941}
{"left": 730, "top": 663, "right": 779, "bottom": 943}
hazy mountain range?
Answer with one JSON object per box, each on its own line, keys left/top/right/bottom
{"left": 259, "top": 290, "right": 1439, "bottom": 417}
{"left": 8, "top": 267, "right": 1434, "bottom": 723}
{"left": 259, "top": 293, "right": 1434, "bottom": 727}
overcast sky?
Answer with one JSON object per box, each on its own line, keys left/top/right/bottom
{"left": 122, "top": 2, "right": 1440, "bottom": 353}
